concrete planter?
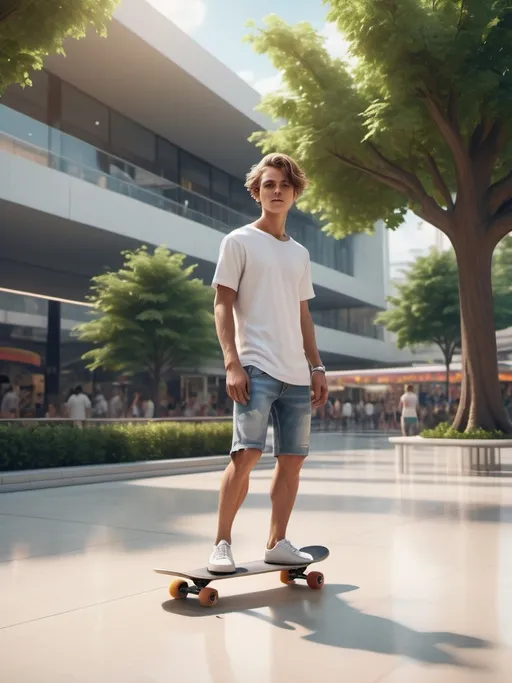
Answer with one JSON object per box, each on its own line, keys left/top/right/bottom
{"left": 0, "top": 453, "right": 275, "bottom": 493}
{"left": 389, "top": 436, "right": 512, "bottom": 475}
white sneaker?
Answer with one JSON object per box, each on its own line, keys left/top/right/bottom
{"left": 264, "top": 539, "right": 313, "bottom": 565}
{"left": 208, "top": 540, "right": 236, "bottom": 573}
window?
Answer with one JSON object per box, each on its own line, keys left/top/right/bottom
{"left": 110, "top": 112, "right": 156, "bottom": 167}
{"left": 180, "top": 151, "right": 210, "bottom": 197}
{"left": 157, "top": 138, "right": 179, "bottom": 183}
{"left": 61, "top": 83, "right": 109, "bottom": 147}
{"left": 0, "top": 69, "right": 49, "bottom": 124}
{"left": 211, "top": 168, "right": 230, "bottom": 205}
{"left": 229, "top": 177, "right": 256, "bottom": 216}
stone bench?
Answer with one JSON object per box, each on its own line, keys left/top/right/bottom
{"left": 389, "top": 436, "right": 512, "bottom": 475}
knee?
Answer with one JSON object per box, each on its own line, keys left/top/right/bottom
{"left": 276, "top": 455, "right": 306, "bottom": 477}
{"left": 231, "top": 448, "right": 261, "bottom": 476}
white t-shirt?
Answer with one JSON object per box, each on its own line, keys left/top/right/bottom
{"left": 143, "top": 400, "right": 155, "bottom": 418}
{"left": 67, "top": 393, "right": 91, "bottom": 420}
{"left": 342, "top": 402, "right": 353, "bottom": 417}
{"left": 365, "top": 402, "right": 374, "bottom": 416}
{"left": 400, "top": 392, "right": 418, "bottom": 418}
{"left": 212, "top": 225, "right": 315, "bottom": 386}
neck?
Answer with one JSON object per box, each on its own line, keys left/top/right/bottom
{"left": 253, "top": 209, "right": 288, "bottom": 240}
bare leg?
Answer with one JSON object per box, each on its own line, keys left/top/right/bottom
{"left": 215, "top": 448, "right": 261, "bottom": 545}
{"left": 267, "top": 455, "right": 306, "bottom": 549}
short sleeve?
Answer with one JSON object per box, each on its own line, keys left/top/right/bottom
{"left": 212, "top": 236, "right": 245, "bottom": 292}
{"left": 299, "top": 253, "right": 315, "bottom": 301}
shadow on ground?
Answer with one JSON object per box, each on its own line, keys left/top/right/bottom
{"left": 162, "top": 583, "right": 491, "bottom": 668}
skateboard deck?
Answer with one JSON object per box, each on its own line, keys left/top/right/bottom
{"left": 154, "top": 545, "right": 329, "bottom": 607}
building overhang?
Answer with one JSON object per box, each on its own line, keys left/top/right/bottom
{"left": 43, "top": 0, "right": 271, "bottom": 179}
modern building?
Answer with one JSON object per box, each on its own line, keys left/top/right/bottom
{"left": 0, "top": 0, "right": 410, "bottom": 414}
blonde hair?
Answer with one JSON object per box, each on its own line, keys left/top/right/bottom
{"left": 245, "top": 153, "right": 309, "bottom": 201}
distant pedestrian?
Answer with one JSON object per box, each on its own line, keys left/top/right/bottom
{"left": 399, "top": 384, "right": 419, "bottom": 436}
{"left": 1, "top": 385, "right": 19, "bottom": 418}
{"left": 66, "top": 385, "right": 91, "bottom": 422}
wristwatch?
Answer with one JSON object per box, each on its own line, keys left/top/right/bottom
{"left": 311, "top": 365, "right": 326, "bottom": 374}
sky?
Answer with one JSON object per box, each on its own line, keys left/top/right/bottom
{"left": 145, "top": 0, "right": 445, "bottom": 271}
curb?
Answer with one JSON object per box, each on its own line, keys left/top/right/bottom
{"left": 0, "top": 453, "right": 276, "bottom": 493}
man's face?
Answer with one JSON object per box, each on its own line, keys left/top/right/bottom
{"left": 256, "top": 166, "right": 296, "bottom": 214}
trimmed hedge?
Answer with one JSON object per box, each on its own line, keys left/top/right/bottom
{"left": 0, "top": 422, "right": 233, "bottom": 472}
{"left": 420, "top": 422, "right": 508, "bottom": 440}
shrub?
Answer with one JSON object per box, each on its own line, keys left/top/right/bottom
{"left": 420, "top": 422, "right": 507, "bottom": 440}
{"left": 0, "top": 422, "right": 233, "bottom": 472}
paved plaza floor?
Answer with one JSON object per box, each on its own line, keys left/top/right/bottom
{"left": 1, "top": 432, "right": 512, "bottom": 682}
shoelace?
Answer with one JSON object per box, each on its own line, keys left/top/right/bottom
{"left": 216, "top": 544, "right": 230, "bottom": 559}
{"left": 282, "top": 540, "right": 302, "bottom": 556}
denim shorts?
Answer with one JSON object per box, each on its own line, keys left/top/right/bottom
{"left": 231, "top": 365, "right": 312, "bottom": 457}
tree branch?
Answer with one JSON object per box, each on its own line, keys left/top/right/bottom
{"left": 421, "top": 147, "right": 454, "bottom": 210}
{"left": 329, "top": 149, "right": 452, "bottom": 235}
{"left": 365, "top": 142, "right": 428, "bottom": 197}
{"left": 489, "top": 210, "right": 512, "bottom": 248}
{"left": 489, "top": 170, "right": 512, "bottom": 215}
{"left": 0, "top": 1, "right": 19, "bottom": 23}
{"left": 419, "top": 90, "right": 469, "bottom": 184}
{"left": 329, "top": 150, "right": 411, "bottom": 195}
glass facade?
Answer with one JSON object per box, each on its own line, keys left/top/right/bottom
{"left": 311, "top": 307, "right": 385, "bottom": 341}
{"left": 0, "top": 70, "right": 354, "bottom": 274}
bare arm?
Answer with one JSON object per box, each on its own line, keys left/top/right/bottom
{"left": 300, "top": 301, "right": 322, "bottom": 367}
{"left": 214, "top": 285, "right": 249, "bottom": 405}
{"left": 214, "top": 285, "right": 240, "bottom": 370}
{"left": 300, "top": 301, "right": 328, "bottom": 408}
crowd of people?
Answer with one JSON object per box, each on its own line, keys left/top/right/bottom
{"left": 0, "top": 381, "right": 232, "bottom": 421}
{"left": 313, "top": 388, "right": 469, "bottom": 434}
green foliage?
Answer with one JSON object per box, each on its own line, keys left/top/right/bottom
{"left": 492, "top": 235, "right": 512, "bottom": 330}
{"left": 0, "top": 421, "right": 232, "bottom": 472}
{"left": 376, "top": 249, "right": 461, "bottom": 363}
{"left": 74, "top": 246, "right": 219, "bottom": 383}
{"left": 245, "top": 2, "right": 512, "bottom": 237}
{"left": 377, "top": 242, "right": 512, "bottom": 359}
{"left": 0, "top": 0, "right": 118, "bottom": 92}
{"left": 421, "top": 422, "right": 506, "bottom": 440}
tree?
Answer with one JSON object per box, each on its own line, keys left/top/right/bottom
{"left": 0, "top": 0, "right": 118, "bottom": 92}
{"left": 245, "top": 2, "right": 512, "bottom": 432}
{"left": 493, "top": 235, "right": 512, "bottom": 330}
{"left": 74, "top": 246, "right": 219, "bottom": 413}
{"left": 376, "top": 250, "right": 460, "bottom": 400}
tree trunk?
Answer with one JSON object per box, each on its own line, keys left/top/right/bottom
{"left": 152, "top": 373, "right": 161, "bottom": 418}
{"left": 444, "top": 358, "right": 450, "bottom": 406}
{"left": 452, "top": 229, "right": 511, "bottom": 433}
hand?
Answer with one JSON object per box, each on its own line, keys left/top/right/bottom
{"left": 226, "top": 362, "right": 250, "bottom": 405}
{"left": 311, "top": 371, "right": 328, "bottom": 409}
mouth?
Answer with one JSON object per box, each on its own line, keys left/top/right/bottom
{"left": 271, "top": 199, "right": 284, "bottom": 203}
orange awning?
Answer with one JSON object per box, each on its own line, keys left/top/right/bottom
{"left": 0, "top": 347, "right": 42, "bottom": 367}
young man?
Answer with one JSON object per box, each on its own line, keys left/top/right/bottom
{"left": 208, "top": 153, "right": 329, "bottom": 573}
{"left": 399, "top": 384, "right": 419, "bottom": 436}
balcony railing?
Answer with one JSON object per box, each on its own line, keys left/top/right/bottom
{"left": 0, "top": 105, "right": 253, "bottom": 235}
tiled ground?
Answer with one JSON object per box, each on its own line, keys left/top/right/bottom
{"left": 1, "top": 432, "right": 511, "bottom": 682}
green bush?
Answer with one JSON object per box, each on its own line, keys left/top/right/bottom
{"left": 0, "top": 422, "right": 233, "bottom": 472}
{"left": 420, "top": 422, "right": 507, "bottom": 440}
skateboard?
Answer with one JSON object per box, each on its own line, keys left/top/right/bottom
{"left": 154, "top": 545, "right": 329, "bottom": 608}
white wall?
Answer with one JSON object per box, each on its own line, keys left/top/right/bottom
{"left": 114, "top": 0, "right": 271, "bottom": 130}
{"left": 315, "top": 326, "right": 416, "bottom": 365}
{"left": 1, "top": 152, "right": 417, "bottom": 365}
{"left": 0, "top": 152, "right": 386, "bottom": 307}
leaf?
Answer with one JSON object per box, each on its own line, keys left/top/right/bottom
{"left": 74, "top": 246, "right": 219, "bottom": 377}
{"left": 0, "top": 1, "right": 119, "bottom": 93}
